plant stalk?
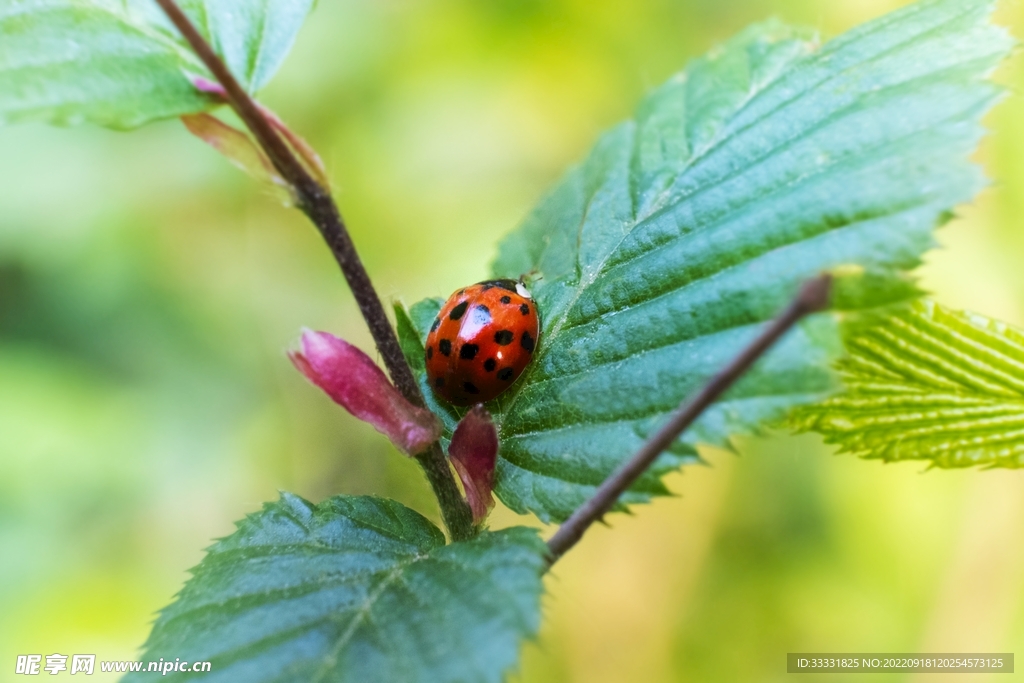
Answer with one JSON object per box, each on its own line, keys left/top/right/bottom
{"left": 545, "top": 274, "right": 833, "bottom": 565}
{"left": 156, "top": 0, "right": 474, "bottom": 542}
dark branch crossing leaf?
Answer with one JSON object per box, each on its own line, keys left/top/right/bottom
{"left": 127, "top": 493, "right": 547, "bottom": 683}
{"left": 792, "top": 300, "right": 1024, "bottom": 468}
{"left": 0, "top": 0, "right": 313, "bottom": 128}
{"left": 401, "top": 0, "right": 1012, "bottom": 522}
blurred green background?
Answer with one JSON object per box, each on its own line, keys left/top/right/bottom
{"left": 3, "top": 0, "right": 1024, "bottom": 681}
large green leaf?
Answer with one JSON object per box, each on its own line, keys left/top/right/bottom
{"left": 127, "top": 493, "right": 547, "bottom": 683}
{"left": 0, "top": 0, "right": 313, "bottom": 128}
{"left": 401, "top": 0, "right": 1012, "bottom": 522}
{"left": 792, "top": 300, "right": 1024, "bottom": 468}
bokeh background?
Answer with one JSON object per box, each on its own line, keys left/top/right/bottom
{"left": 3, "top": 0, "right": 1024, "bottom": 681}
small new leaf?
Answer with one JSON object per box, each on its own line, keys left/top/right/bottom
{"left": 170, "top": 0, "right": 316, "bottom": 93}
{"left": 181, "top": 113, "right": 290, "bottom": 198}
{"left": 792, "top": 300, "right": 1024, "bottom": 468}
{"left": 128, "top": 494, "right": 547, "bottom": 683}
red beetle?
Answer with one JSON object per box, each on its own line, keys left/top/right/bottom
{"left": 425, "top": 279, "right": 540, "bottom": 405}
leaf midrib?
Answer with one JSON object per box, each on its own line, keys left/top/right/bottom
{"left": 310, "top": 557, "right": 425, "bottom": 683}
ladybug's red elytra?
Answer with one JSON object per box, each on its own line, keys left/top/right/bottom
{"left": 425, "top": 279, "right": 540, "bottom": 405}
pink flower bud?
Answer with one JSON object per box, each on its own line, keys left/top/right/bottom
{"left": 290, "top": 330, "right": 442, "bottom": 456}
{"left": 449, "top": 406, "right": 498, "bottom": 524}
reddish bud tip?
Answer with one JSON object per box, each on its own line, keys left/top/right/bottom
{"left": 290, "top": 330, "right": 442, "bottom": 456}
{"left": 191, "top": 76, "right": 228, "bottom": 99}
{"left": 449, "top": 405, "right": 498, "bottom": 524}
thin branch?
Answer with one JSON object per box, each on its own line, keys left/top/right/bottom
{"left": 545, "top": 274, "right": 833, "bottom": 565}
{"left": 155, "top": 0, "right": 474, "bottom": 541}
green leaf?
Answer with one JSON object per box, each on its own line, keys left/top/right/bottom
{"left": 0, "top": 0, "right": 207, "bottom": 128}
{"left": 404, "top": 0, "right": 1012, "bottom": 522}
{"left": 151, "top": 0, "right": 316, "bottom": 93}
{"left": 128, "top": 493, "right": 547, "bottom": 683}
{"left": 0, "top": 0, "right": 313, "bottom": 129}
{"left": 791, "top": 300, "right": 1024, "bottom": 468}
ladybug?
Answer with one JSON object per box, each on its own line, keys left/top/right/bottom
{"left": 425, "top": 279, "right": 540, "bottom": 405}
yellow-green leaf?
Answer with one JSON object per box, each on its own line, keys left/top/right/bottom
{"left": 792, "top": 300, "right": 1024, "bottom": 468}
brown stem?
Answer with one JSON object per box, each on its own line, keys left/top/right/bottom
{"left": 545, "top": 274, "right": 833, "bottom": 565}
{"left": 156, "top": 0, "right": 474, "bottom": 541}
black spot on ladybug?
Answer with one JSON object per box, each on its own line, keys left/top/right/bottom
{"left": 449, "top": 301, "right": 468, "bottom": 321}
{"left": 439, "top": 339, "right": 452, "bottom": 356}
{"left": 463, "top": 382, "right": 480, "bottom": 394}
{"left": 430, "top": 317, "right": 440, "bottom": 332}
{"left": 521, "top": 331, "right": 535, "bottom": 353}
{"left": 426, "top": 346, "right": 433, "bottom": 360}
{"left": 500, "top": 295, "right": 511, "bottom": 304}
{"left": 520, "top": 303, "right": 530, "bottom": 315}
{"left": 458, "top": 289, "right": 465, "bottom": 295}
{"left": 498, "top": 368, "right": 515, "bottom": 381}
{"left": 494, "top": 330, "right": 514, "bottom": 345}
{"left": 483, "top": 358, "right": 496, "bottom": 372}
{"left": 434, "top": 377, "right": 445, "bottom": 388}
{"left": 460, "top": 344, "right": 479, "bottom": 360}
